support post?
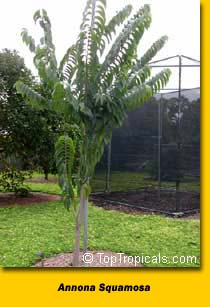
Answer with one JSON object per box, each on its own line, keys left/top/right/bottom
{"left": 105, "top": 141, "right": 111, "bottom": 193}
{"left": 158, "top": 95, "right": 162, "bottom": 201}
{"left": 175, "top": 55, "right": 182, "bottom": 211}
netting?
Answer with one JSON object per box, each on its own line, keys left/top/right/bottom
{"left": 91, "top": 56, "right": 200, "bottom": 215}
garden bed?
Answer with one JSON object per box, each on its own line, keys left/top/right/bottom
{"left": 0, "top": 192, "right": 61, "bottom": 206}
{"left": 33, "top": 250, "right": 142, "bottom": 267}
{"left": 91, "top": 188, "right": 200, "bottom": 217}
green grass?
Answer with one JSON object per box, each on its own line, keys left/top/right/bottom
{"left": 32, "top": 171, "right": 57, "bottom": 179}
{"left": 27, "top": 171, "right": 199, "bottom": 195}
{"left": 0, "top": 201, "right": 200, "bottom": 267}
{"left": 1, "top": 170, "right": 199, "bottom": 267}
{"left": 91, "top": 171, "right": 200, "bottom": 192}
{"left": 27, "top": 181, "right": 61, "bottom": 195}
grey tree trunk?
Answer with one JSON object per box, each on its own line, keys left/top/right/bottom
{"left": 72, "top": 214, "right": 81, "bottom": 267}
{"left": 72, "top": 184, "right": 89, "bottom": 266}
{"left": 72, "top": 188, "right": 84, "bottom": 267}
{"left": 83, "top": 195, "right": 88, "bottom": 254}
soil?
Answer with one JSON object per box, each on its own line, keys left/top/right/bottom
{"left": 0, "top": 189, "right": 200, "bottom": 219}
{"left": 181, "top": 213, "right": 200, "bottom": 219}
{"left": 33, "top": 250, "right": 142, "bottom": 267}
{"left": 91, "top": 188, "right": 200, "bottom": 217}
{"left": 0, "top": 192, "right": 61, "bottom": 206}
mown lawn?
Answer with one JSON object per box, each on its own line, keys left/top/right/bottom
{"left": 26, "top": 170, "right": 200, "bottom": 194}
{"left": 92, "top": 171, "right": 200, "bottom": 192}
{"left": 27, "top": 181, "right": 61, "bottom": 194}
{"left": 0, "top": 201, "right": 200, "bottom": 268}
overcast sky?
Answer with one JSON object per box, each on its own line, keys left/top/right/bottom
{"left": 0, "top": 0, "right": 200, "bottom": 90}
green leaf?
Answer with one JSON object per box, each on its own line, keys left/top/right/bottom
{"left": 15, "top": 81, "right": 46, "bottom": 110}
{"left": 52, "top": 82, "right": 65, "bottom": 103}
{"left": 55, "top": 135, "right": 75, "bottom": 210}
{"left": 140, "top": 36, "right": 168, "bottom": 66}
{"left": 59, "top": 45, "right": 77, "bottom": 81}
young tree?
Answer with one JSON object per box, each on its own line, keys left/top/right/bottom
{"left": 16, "top": 1, "right": 171, "bottom": 266}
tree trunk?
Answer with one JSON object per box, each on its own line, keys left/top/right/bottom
{"left": 72, "top": 185, "right": 89, "bottom": 266}
{"left": 44, "top": 169, "right": 48, "bottom": 180}
{"left": 72, "top": 214, "right": 81, "bottom": 267}
{"left": 83, "top": 195, "right": 88, "bottom": 254}
{"left": 72, "top": 188, "right": 84, "bottom": 267}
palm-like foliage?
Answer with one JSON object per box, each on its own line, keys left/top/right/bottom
{"left": 74, "top": 1, "right": 170, "bottom": 182}
{"left": 16, "top": 1, "right": 171, "bottom": 266}
{"left": 55, "top": 135, "right": 75, "bottom": 211}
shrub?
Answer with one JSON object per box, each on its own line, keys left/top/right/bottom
{"left": 0, "top": 167, "right": 31, "bottom": 196}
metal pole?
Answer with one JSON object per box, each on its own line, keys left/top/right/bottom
{"left": 178, "top": 55, "right": 182, "bottom": 123}
{"left": 105, "top": 140, "right": 111, "bottom": 193}
{"left": 149, "top": 64, "right": 200, "bottom": 68}
{"left": 157, "top": 95, "right": 162, "bottom": 201}
{"left": 149, "top": 55, "right": 179, "bottom": 65}
{"left": 175, "top": 55, "right": 182, "bottom": 211}
{"left": 181, "top": 55, "right": 200, "bottom": 63}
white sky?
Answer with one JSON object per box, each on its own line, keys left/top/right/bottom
{"left": 0, "top": 0, "right": 200, "bottom": 89}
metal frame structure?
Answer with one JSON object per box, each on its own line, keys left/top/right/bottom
{"left": 151, "top": 55, "right": 200, "bottom": 209}
{"left": 105, "top": 55, "right": 200, "bottom": 209}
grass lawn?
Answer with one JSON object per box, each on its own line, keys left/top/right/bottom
{"left": 0, "top": 170, "right": 200, "bottom": 267}
{"left": 27, "top": 181, "right": 61, "bottom": 195}
{"left": 92, "top": 171, "right": 200, "bottom": 192}
{"left": 27, "top": 170, "right": 200, "bottom": 194}
{"left": 0, "top": 201, "right": 200, "bottom": 268}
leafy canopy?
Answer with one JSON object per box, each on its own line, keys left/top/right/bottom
{"left": 15, "top": 1, "right": 171, "bottom": 208}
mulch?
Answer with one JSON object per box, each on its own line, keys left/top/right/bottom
{"left": 33, "top": 250, "right": 142, "bottom": 267}
{"left": 91, "top": 198, "right": 200, "bottom": 219}
{"left": 0, "top": 191, "right": 200, "bottom": 219}
{"left": 91, "top": 188, "right": 200, "bottom": 217}
{"left": 0, "top": 192, "right": 61, "bottom": 206}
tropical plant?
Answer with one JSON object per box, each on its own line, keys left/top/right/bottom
{"left": 16, "top": 1, "right": 171, "bottom": 266}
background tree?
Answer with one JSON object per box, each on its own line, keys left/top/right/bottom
{"left": 0, "top": 49, "right": 62, "bottom": 179}
{"left": 0, "top": 49, "right": 32, "bottom": 159}
{"left": 16, "top": 1, "right": 171, "bottom": 266}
